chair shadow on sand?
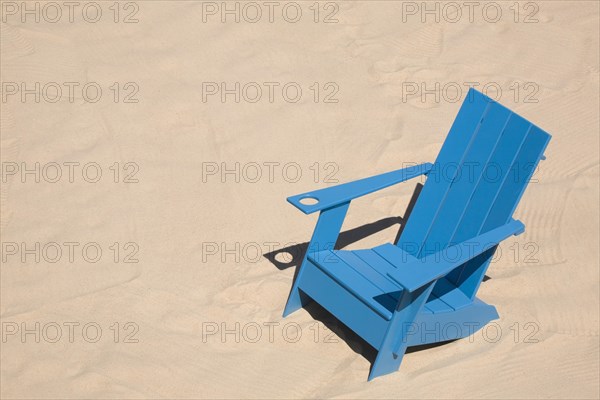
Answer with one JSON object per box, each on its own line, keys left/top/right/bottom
{"left": 263, "top": 182, "right": 491, "bottom": 364}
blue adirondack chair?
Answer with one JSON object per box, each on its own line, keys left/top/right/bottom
{"left": 282, "top": 88, "right": 551, "bottom": 380}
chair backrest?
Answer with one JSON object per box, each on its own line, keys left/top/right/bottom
{"left": 397, "top": 89, "right": 551, "bottom": 263}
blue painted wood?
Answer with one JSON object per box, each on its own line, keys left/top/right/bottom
{"left": 310, "top": 247, "right": 476, "bottom": 317}
{"left": 456, "top": 125, "right": 550, "bottom": 299}
{"left": 308, "top": 250, "right": 397, "bottom": 320}
{"left": 383, "top": 219, "right": 524, "bottom": 292}
{"left": 431, "top": 277, "right": 470, "bottom": 311}
{"left": 397, "top": 89, "right": 492, "bottom": 257}
{"left": 335, "top": 250, "right": 400, "bottom": 293}
{"left": 425, "top": 293, "right": 452, "bottom": 314}
{"left": 299, "top": 260, "right": 389, "bottom": 349}
{"left": 287, "top": 163, "right": 432, "bottom": 214}
{"left": 368, "top": 281, "right": 435, "bottom": 381}
{"left": 407, "top": 297, "right": 499, "bottom": 346}
{"left": 445, "top": 112, "right": 533, "bottom": 286}
{"left": 281, "top": 88, "right": 551, "bottom": 380}
{"left": 283, "top": 201, "right": 349, "bottom": 317}
{"left": 419, "top": 103, "right": 512, "bottom": 258}
{"left": 311, "top": 248, "right": 468, "bottom": 318}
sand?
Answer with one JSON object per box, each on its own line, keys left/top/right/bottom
{"left": 1, "top": 1, "right": 599, "bottom": 398}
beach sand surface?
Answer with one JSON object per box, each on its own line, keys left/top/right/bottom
{"left": 1, "top": 1, "right": 599, "bottom": 398}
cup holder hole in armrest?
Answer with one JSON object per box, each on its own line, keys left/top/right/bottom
{"left": 299, "top": 196, "right": 319, "bottom": 205}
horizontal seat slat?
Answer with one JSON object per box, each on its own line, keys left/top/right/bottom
{"left": 432, "top": 277, "right": 471, "bottom": 311}
{"left": 309, "top": 248, "right": 474, "bottom": 320}
{"left": 308, "top": 250, "right": 395, "bottom": 320}
{"left": 425, "top": 295, "right": 452, "bottom": 314}
{"left": 335, "top": 251, "right": 401, "bottom": 293}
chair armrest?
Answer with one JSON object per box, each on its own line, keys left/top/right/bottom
{"left": 378, "top": 219, "right": 525, "bottom": 292}
{"left": 286, "top": 163, "right": 433, "bottom": 214}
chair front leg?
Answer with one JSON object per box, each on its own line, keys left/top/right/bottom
{"left": 368, "top": 280, "right": 436, "bottom": 380}
{"left": 282, "top": 201, "right": 350, "bottom": 317}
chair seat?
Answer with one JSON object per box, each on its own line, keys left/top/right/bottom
{"left": 308, "top": 249, "right": 473, "bottom": 321}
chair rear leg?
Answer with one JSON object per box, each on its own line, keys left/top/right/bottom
{"left": 452, "top": 247, "right": 496, "bottom": 301}
{"left": 283, "top": 202, "right": 350, "bottom": 317}
{"left": 369, "top": 281, "right": 436, "bottom": 380}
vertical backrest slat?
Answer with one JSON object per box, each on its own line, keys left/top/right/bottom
{"left": 419, "top": 102, "right": 512, "bottom": 258}
{"left": 451, "top": 113, "right": 532, "bottom": 243}
{"left": 397, "top": 88, "right": 551, "bottom": 279}
{"left": 449, "top": 125, "right": 550, "bottom": 292}
{"left": 481, "top": 125, "right": 550, "bottom": 231}
{"left": 444, "top": 113, "right": 532, "bottom": 285}
{"left": 397, "top": 89, "right": 491, "bottom": 256}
